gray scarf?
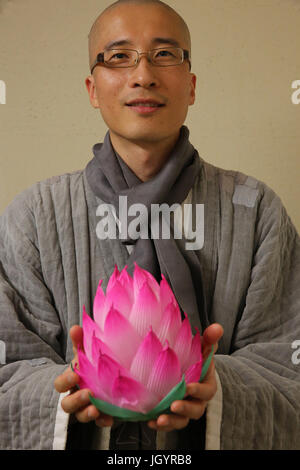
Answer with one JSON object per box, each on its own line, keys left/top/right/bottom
{"left": 85, "top": 125, "right": 208, "bottom": 333}
{"left": 85, "top": 125, "right": 208, "bottom": 450}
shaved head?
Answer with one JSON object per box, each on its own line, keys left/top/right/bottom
{"left": 88, "top": 0, "right": 191, "bottom": 70}
{"left": 85, "top": 0, "right": 196, "bottom": 163}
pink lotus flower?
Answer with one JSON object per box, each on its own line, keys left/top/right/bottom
{"left": 74, "top": 264, "right": 208, "bottom": 420}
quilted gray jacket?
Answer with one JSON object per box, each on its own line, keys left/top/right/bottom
{"left": 0, "top": 158, "right": 299, "bottom": 450}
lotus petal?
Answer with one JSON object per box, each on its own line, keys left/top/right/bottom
{"left": 97, "top": 352, "right": 131, "bottom": 397}
{"left": 144, "top": 270, "right": 160, "bottom": 300}
{"left": 93, "top": 280, "right": 106, "bottom": 329}
{"left": 112, "top": 373, "right": 158, "bottom": 413}
{"left": 106, "top": 279, "right": 132, "bottom": 319}
{"left": 103, "top": 305, "right": 141, "bottom": 368}
{"left": 82, "top": 305, "right": 103, "bottom": 363}
{"left": 157, "top": 301, "right": 181, "bottom": 348}
{"left": 173, "top": 313, "right": 192, "bottom": 369}
{"left": 75, "top": 349, "right": 110, "bottom": 402}
{"left": 91, "top": 332, "right": 118, "bottom": 365}
{"left": 130, "top": 328, "right": 163, "bottom": 386}
{"left": 185, "top": 360, "right": 203, "bottom": 384}
{"left": 133, "top": 263, "right": 160, "bottom": 300}
{"left": 129, "top": 281, "right": 161, "bottom": 336}
{"left": 106, "top": 264, "right": 120, "bottom": 294}
{"left": 118, "top": 266, "right": 134, "bottom": 302}
{"left": 132, "top": 263, "right": 147, "bottom": 297}
{"left": 183, "top": 328, "right": 202, "bottom": 372}
{"left": 147, "top": 342, "right": 181, "bottom": 398}
{"left": 160, "top": 274, "right": 178, "bottom": 310}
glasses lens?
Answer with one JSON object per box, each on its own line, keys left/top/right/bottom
{"left": 151, "top": 48, "right": 183, "bottom": 66}
{"left": 104, "top": 49, "right": 137, "bottom": 67}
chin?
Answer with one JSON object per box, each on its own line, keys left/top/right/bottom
{"left": 129, "top": 132, "right": 164, "bottom": 144}
{"left": 119, "top": 124, "right": 180, "bottom": 145}
{"left": 113, "top": 128, "right": 163, "bottom": 144}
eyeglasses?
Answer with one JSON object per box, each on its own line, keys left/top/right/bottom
{"left": 90, "top": 47, "right": 191, "bottom": 73}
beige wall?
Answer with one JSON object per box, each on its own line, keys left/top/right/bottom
{"left": 0, "top": 0, "right": 299, "bottom": 231}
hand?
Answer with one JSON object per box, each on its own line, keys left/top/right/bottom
{"left": 54, "top": 325, "right": 113, "bottom": 428}
{"left": 147, "top": 323, "right": 224, "bottom": 432}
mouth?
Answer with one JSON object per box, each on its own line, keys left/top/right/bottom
{"left": 125, "top": 99, "right": 165, "bottom": 114}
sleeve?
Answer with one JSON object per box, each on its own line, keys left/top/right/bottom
{"left": 207, "top": 186, "right": 300, "bottom": 450}
{"left": 0, "top": 193, "right": 70, "bottom": 450}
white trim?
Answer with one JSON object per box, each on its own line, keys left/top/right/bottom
{"left": 93, "top": 426, "right": 111, "bottom": 450}
{"left": 205, "top": 370, "right": 223, "bottom": 450}
{"left": 52, "top": 392, "right": 70, "bottom": 450}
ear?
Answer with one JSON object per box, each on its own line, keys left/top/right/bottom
{"left": 189, "top": 73, "right": 197, "bottom": 106}
{"left": 85, "top": 75, "right": 100, "bottom": 109}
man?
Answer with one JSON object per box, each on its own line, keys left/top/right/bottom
{"left": 0, "top": 0, "right": 299, "bottom": 450}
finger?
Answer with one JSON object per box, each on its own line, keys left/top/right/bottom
{"left": 202, "top": 323, "right": 224, "bottom": 350}
{"left": 61, "top": 388, "right": 93, "bottom": 414}
{"left": 95, "top": 414, "right": 114, "bottom": 428}
{"left": 75, "top": 404, "right": 101, "bottom": 423}
{"left": 203, "top": 357, "right": 216, "bottom": 380}
{"left": 185, "top": 378, "right": 217, "bottom": 402}
{"left": 148, "top": 414, "right": 189, "bottom": 432}
{"left": 70, "top": 325, "right": 84, "bottom": 356}
{"left": 171, "top": 399, "right": 208, "bottom": 420}
{"left": 76, "top": 405, "right": 113, "bottom": 426}
{"left": 54, "top": 368, "right": 79, "bottom": 393}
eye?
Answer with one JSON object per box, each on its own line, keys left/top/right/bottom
{"left": 105, "top": 50, "right": 133, "bottom": 64}
{"left": 109, "top": 52, "right": 129, "bottom": 61}
{"left": 155, "top": 49, "right": 174, "bottom": 57}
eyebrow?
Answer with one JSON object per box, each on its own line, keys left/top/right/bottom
{"left": 152, "top": 37, "right": 181, "bottom": 48}
{"left": 104, "top": 37, "right": 182, "bottom": 50}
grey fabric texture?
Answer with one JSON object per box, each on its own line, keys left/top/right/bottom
{"left": 0, "top": 155, "right": 299, "bottom": 449}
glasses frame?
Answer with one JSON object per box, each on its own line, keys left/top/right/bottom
{"left": 90, "top": 47, "right": 191, "bottom": 73}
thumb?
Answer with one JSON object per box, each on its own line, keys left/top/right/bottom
{"left": 70, "top": 325, "right": 84, "bottom": 357}
{"left": 202, "top": 323, "right": 224, "bottom": 357}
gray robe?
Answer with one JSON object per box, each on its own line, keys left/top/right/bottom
{"left": 0, "top": 157, "right": 299, "bottom": 450}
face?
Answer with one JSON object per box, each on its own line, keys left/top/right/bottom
{"left": 86, "top": 3, "right": 196, "bottom": 147}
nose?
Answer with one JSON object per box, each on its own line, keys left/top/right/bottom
{"left": 128, "top": 55, "right": 159, "bottom": 89}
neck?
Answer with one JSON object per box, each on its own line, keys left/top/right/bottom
{"left": 109, "top": 131, "right": 180, "bottom": 182}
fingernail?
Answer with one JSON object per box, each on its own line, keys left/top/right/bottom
{"left": 158, "top": 416, "right": 167, "bottom": 426}
{"left": 172, "top": 404, "right": 183, "bottom": 413}
{"left": 87, "top": 408, "right": 94, "bottom": 418}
